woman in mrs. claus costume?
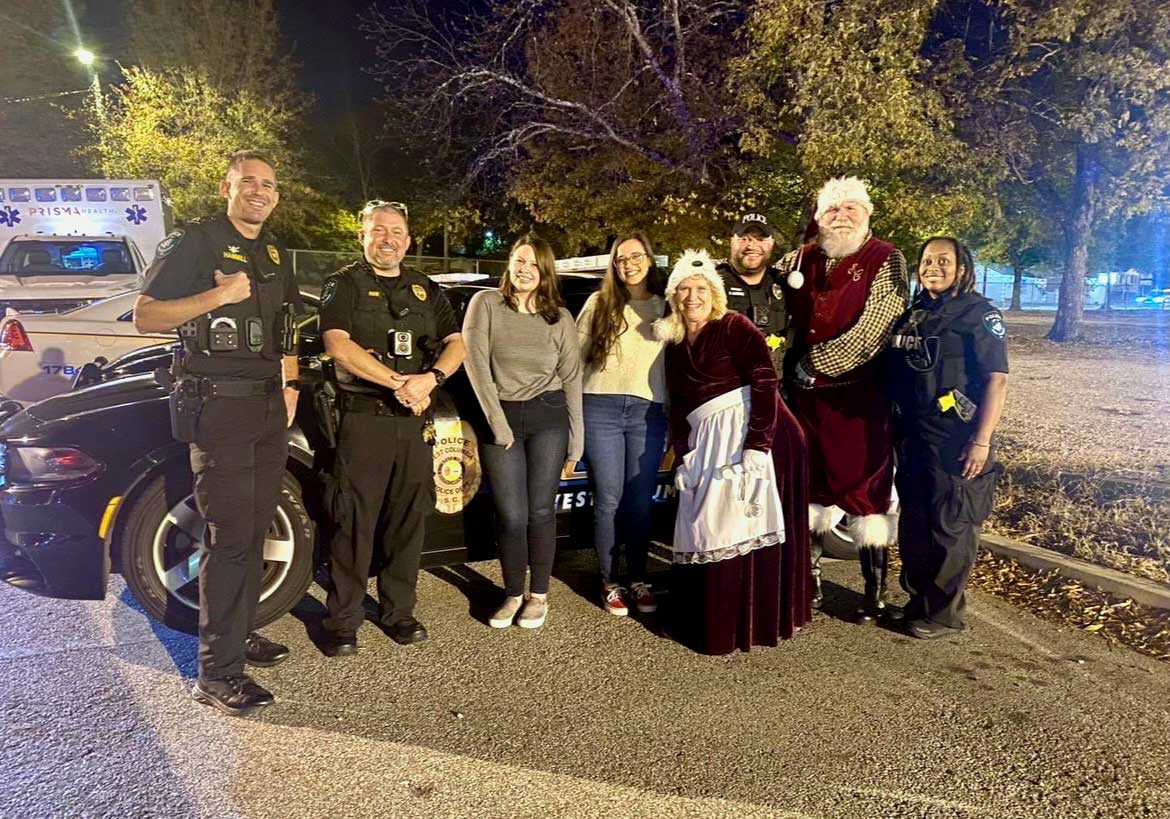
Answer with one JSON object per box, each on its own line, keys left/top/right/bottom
{"left": 655, "top": 250, "right": 812, "bottom": 655}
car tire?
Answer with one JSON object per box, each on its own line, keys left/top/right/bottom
{"left": 119, "top": 470, "right": 314, "bottom": 634}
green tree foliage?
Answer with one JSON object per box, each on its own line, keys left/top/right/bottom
{"left": 949, "top": 0, "right": 1170, "bottom": 340}
{"left": 732, "top": 0, "right": 993, "bottom": 252}
{"left": 0, "top": 0, "right": 92, "bottom": 177}
{"left": 90, "top": 66, "right": 351, "bottom": 250}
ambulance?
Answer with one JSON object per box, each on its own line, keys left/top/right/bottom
{"left": 0, "top": 179, "right": 166, "bottom": 315}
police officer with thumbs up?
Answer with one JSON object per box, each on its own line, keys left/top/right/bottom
{"left": 133, "top": 149, "right": 302, "bottom": 716}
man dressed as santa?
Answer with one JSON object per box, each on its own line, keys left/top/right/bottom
{"left": 777, "top": 176, "right": 909, "bottom": 622}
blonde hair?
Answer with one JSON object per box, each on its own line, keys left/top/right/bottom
{"left": 654, "top": 275, "right": 729, "bottom": 344}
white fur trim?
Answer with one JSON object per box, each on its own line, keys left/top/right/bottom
{"left": 815, "top": 176, "right": 874, "bottom": 221}
{"left": 809, "top": 503, "right": 845, "bottom": 534}
{"left": 787, "top": 270, "right": 804, "bottom": 290}
{"left": 846, "top": 513, "right": 897, "bottom": 547}
{"left": 665, "top": 249, "right": 724, "bottom": 300}
{"left": 652, "top": 317, "right": 675, "bottom": 342}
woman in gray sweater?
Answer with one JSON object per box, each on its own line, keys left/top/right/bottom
{"left": 463, "top": 235, "right": 583, "bottom": 629}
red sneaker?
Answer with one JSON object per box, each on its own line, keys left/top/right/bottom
{"left": 601, "top": 583, "right": 629, "bottom": 616}
{"left": 629, "top": 582, "right": 657, "bottom": 614}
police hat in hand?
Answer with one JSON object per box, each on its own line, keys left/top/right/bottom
{"left": 732, "top": 213, "right": 776, "bottom": 239}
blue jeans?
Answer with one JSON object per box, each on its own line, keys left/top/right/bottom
{"left": 583, "top": 394, "right": 667, "bottom": 583}
{"left": 480, "top": 390, "right": 570, "bottom": 597}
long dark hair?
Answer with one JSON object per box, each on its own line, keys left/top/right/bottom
{"left": 584, "top": 232, "right": 665, "bottom": 371}
{"left": 501, "top": 234, "right": 564, "bottom": 325}
{"left": 916, "top": 235, "right": 976, "bottom": 297}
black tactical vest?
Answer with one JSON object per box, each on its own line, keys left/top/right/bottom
{"left": 184, "top": 216, "right": 288, "bottom": 377}
{"left": 333, "top": 262, "right": 439, "bottom": 376}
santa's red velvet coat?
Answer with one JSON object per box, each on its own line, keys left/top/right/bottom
{"left": 785, "top": 238, "right": 898, "bottom": 517}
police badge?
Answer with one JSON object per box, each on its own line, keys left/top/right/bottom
{"left": 771, "top": 282, "right": 784, "bottom": 300}
{"left": 267, "top": 244, "right": 281, "bottom": 265}
{"left": 411, "top": 284, "right": 428, "bottom": 302}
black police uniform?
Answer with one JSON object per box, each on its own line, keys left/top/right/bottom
{"left": 717, "top": 262, "right": 789, "bottom": 369}
{"left": 886, "top": 290, "right": 1008, "bottom": 630}
{"left": 318, "top": 261, "right": 459, "bottom": 637}
{"left": 142, "top": 214, "right": 301, "bottom": 683}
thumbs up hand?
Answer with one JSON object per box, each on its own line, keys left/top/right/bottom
{"left": 213, "top": 269, "right": 251, "bottom": 305}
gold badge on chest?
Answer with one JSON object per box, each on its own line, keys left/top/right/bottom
{"left": 411, "top": 284, "right": 428, "bottom": 302}
{"left": 267, "top": 244, "right": 280, "bottom": 265}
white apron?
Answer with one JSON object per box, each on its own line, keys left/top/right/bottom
{"left": 672, "top": 386, "right": 785, "bottom": 564}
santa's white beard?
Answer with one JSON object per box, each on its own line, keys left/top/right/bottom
{"left": 819, "top": 223, "right": 869, "bottom": 259}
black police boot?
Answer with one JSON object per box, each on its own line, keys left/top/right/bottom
{"left": 385, "top": 616, "right": 428, "bottom": 646}
{"left": 322, "top": 630, "right": 359, "bottom": 658}
{"left": 192, "top": 674, "right": 275, "bottom": 716}
{"left": 811, "top": 536, "right": 824, "bottom": 610}
{"left": 244, "top": 632, "right": 290, "bottom": 667}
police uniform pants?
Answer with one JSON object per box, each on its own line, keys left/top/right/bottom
{"left": 190, "top": 391, "right": 288, "bottom": 682}
{"left": 895, "top": 437, "right": 999, "bottom": 629}
{"left": 325, "top": 410, "right": 433, "bottom": 634}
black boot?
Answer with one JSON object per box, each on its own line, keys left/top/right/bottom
{"left": 811, "top": 536, "right": 824, "bottom": 610}
{"left": 856, "top": 546, "right": 901, "bottom": 625}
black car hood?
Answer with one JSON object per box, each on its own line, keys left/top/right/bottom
{"left": 0, "top": 374, "right": 164, "bottom": 438}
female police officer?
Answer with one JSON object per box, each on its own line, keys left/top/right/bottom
{"left": 886, "top": 236, "right": 1008, "bottom": 639}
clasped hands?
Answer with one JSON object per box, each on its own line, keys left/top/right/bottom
{"left": 386, "top": 369, "right": 435, "bottom": 416}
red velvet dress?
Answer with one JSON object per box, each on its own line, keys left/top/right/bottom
{"left": 665, "top": 312, "right": 813, "bottom": 654}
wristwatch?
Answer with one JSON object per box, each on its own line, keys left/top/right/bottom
{"left": 283, "top": 379, "right": 302, "bottom": 391}
{"left": 426, "top": 367, "right": 447, "bottom": 387}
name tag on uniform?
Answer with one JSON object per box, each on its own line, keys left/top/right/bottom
{"left": 223, "top": 245, "right": 248, "bottom": 263}
{"left": 728, "top": 287, "right": 745, "bottom": 296}
{"left": 368, "top": 291, "right": 382, "bottom": 298}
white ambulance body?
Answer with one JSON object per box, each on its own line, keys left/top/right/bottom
{"left": 0, "top": 179, "right": 166, "bottom": 315}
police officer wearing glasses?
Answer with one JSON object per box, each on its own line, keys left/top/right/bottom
{"left": 317, "top": 200, "right": 465, "bottom": 656}
{"left": 886, "top": 236, "right": 1008, "bottom": 639}
{"left": 133, "top": 149, "right": 302, "bottom": 716}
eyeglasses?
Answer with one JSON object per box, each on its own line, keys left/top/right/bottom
{"left": 360, "top": 199, "right": 409, "bottom": 219}
{"left": 616, "top": 252, "right": 648, "bottom": 268}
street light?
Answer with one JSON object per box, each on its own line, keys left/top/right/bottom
{"left": 74, "top": 48, "right": 96, "bottom": 67}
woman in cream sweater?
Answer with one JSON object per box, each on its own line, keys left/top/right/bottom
{"left": 576, "top": 232, "right": 667, "bottom": 616}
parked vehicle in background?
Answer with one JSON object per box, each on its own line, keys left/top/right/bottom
{"left": 0, "top": 180, "right": 165, "bottom": 315}
{"left": 0, "top": 290, "right": 173, "bottom": 403}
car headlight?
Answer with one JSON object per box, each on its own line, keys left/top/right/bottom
{"left": 3, "top": 446, "right": 103, "bottom": 483}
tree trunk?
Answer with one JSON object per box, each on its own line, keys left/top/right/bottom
{"left": 1009, "top": 257, "right": 1023, "bottom": 311}
{"left": 1048, "top": 148, "right": 1098, "bottom": 342}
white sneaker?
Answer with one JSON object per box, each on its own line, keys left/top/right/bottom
{"left": 489, "top": 595, "right": 523, "bottom": 629}
{"left": 516, "top": 595, "right": 548, "bottom": 629}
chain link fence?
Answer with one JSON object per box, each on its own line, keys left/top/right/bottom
{"left": 290, "top": 249, "right": 507, "bottom": 288}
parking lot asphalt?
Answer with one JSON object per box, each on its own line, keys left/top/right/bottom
{"left": 3, "top": 551, "right": 1169, "bottom": 819}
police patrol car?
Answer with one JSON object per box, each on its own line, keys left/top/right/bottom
{"left": 0, "top": 271, "right": 678, "bottom": 632}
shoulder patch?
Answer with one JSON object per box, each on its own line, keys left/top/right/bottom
{"left": 321, "top": 278, "right": 339, "bottom": 308}
{"left": 155, "top": 229, "right": 185, "bottom": 258}
{"left": 983, "top": 310, "right": 1006, "bottom": 339}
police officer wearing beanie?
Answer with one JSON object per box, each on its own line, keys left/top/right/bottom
{"left": 717, "top": 213, "right": 790, "bottom": 369}
{"left": 133, "top": 150, "right": 302, "bottom": 716}
{"left": 317, "top": 200, "right": 464, "bottom": 656}
{"left": 886, "top": 236, "right": 1008, "bottom": 639}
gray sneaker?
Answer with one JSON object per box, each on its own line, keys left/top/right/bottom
{"left": 489, "top": 595, "right": 524, "bottom": 629}
{"left": 516, "top": 595, "right": 548, "bottom": 629}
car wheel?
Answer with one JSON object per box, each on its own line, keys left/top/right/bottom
{"left": 119, "top": 470, "right": 314, "bottom": 633}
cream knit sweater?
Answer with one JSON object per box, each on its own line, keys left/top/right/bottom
{"left": 576, "top": 291, "right": 667, "bottom": 403}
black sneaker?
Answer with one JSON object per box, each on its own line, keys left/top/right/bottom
{"left": 384, "top": 616, "right": 428, "bottom": 645}
{"left": 192, "top": 674, "right": 275, "bottom": 716}
{"left": 244, "top": 632, "right": 290, "bottom": 667}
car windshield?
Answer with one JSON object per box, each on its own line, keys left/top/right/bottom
{"left": 0, "top": 240, "right": 135, "bottom": 276}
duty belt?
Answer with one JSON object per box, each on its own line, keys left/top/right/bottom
{"left": 339, "top": 391, "right": 413, "bottom": 417}
{"left": 193, "top": 376, "right": 280, "bottom": 398}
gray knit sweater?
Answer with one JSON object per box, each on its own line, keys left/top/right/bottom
{"left": 462, "top": 290, "right": 584, "bottom": 460}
